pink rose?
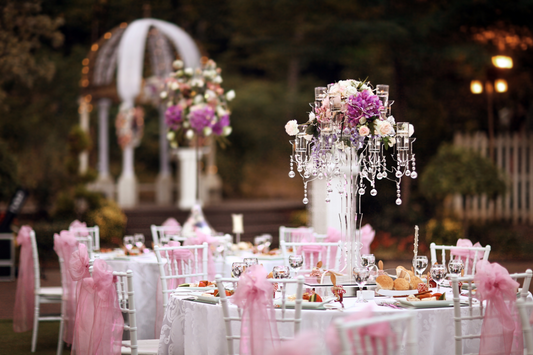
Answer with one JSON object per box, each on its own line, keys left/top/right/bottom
{"left": 378, "top": 120, "right": 393, "bottom": 136}
{"left": 359, "top": 126, "right": 370, "bottom": 137}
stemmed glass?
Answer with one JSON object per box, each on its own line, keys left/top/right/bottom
{"left": 134, "top": 234, "right": 145, "bottom": 249}
{"left": 123, "top": 236, "right": 134, "bottom": 251}
{"left": 288, "top": 254, "right": 304, "bottom": 277}
{"left": 273, "top": 265, "right": 290, "bottom": 297}
{"left": 232, "top": 262, "right": 246, "bottom": 278}
{"left": 362, "top": 254, "right": 378, "bottom": 283}
{"left": 243, "top": 258, "right": 258, "bottom": 268}
{"left": 413, "top": 256, "right": 429, "bottom": 278}
{"left": 448, "top": 258, "right": 465, "bottom": 276}
{"left": 430, "top": 264, "right": 447, "bottom": 291}
{"left": 353, "top": 266, "right": 370, "bottom": 303}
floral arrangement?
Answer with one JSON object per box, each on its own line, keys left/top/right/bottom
{"left": 285, "top": 79, "right": 413, "bottom": 149}
{"left": 115, "top": 105, "right": 145, "bottom": 149}
{"left": 160, "top": 59, "right": 234, "bottom": 148}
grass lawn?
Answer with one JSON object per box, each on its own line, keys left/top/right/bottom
{"left": 0, "top": 319, "right": 68, "bottom": 355}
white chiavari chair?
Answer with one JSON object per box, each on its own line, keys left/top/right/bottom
{"left": 150, "top": 224, "right": 186, "bottom": 247}
{"left": 280, "top": 240, "right": 342, "bottom": 274}
{"left": 430, "top": 242, "right": 491, "bottom": 276}
{"left": 69, "top": 225, "right": 100, "bottom": 252}
{"left": 517, "top": 298, "right": 533, "bottom": 355}
{"left": 279, "top": 226, "right": 314, "bottom": 243}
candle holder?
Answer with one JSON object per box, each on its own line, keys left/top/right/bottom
{"left": 232, "top": 214, "right": 244, "bottom": 244}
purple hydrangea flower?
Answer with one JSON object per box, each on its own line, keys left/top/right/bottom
{"left": 189, "top": 106, "right": 215, "bottom": 133}
{"left": 212, "top": 113, "right": 230, "bottom": 135}
{"left": 165, "top": 105, "right": 183, "bottom": 130}
{"left": 345, "top": 90, "right": 382, "bottom": 126}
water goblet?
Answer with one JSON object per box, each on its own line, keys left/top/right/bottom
{"left": 273, "top": 265, "right": 290, "bottom": 296}
{"left": 134, "top": 234, "right": 145, "bottom": 249}
{"left": 413, "top": 255, "right": 429, "bottom": 278}
{"left": 123, "top": 236, "right": 134, "bottom": 251}
{"left": 288, "top": 254, "right": 304, "bottom": 277}
{"left": 430, "top": 264, "right": 447, "bottom": 291}
{"left": 232, "top": 262, "right": 246, "bottom": 278}
{"left": 243, "top": 258, "right": 258, "bottom": 268}
{"left": 353, "top": 266, "right": 370, "bottom": 303}
{"left": 448, "top": 258, "right": 465, "bottom": 276}
{"left": 361, "top": 254, "right": 375, "bottom": 267}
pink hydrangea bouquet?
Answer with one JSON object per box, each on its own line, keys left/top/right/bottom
{"left": 161, "top": 59, "right": 234, "bottom": 147}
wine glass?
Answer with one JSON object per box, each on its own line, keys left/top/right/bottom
{"left": 134, "top": 234, "right": 145, "bottom": 249}
{"left": 273, "top": 265, "right": 290, "bottom": 296}
{"left": 430, "top": 264, "right": 447, "bottom": 291}
{"left": 243, "top": 258, "right": 258, "bottom": 268}
{"left": 362, "top": 254, "right": 378, "bottom": 283}
{"left": 353, "top": 266, "right": 370, "bottom": 303}
{"left": 413, "top": 256, "right": 429, "bottom": 278}
{"left": 231, "top": 262, "right": 246, "bottom": 278}
{"left": 123, "top": 236, "right": 134, "bottom": 251}
{"left": 288, "top": 254, "right": 304, "bottom": 277}
{"left": 448, "top": 258, "right": 465, "bottom": 276}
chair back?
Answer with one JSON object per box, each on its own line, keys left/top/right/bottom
{"left": 151, "top": 224, "right": 186, "bottom": 246}
{"left": 517, "top": 299, "right": 533, "bottom": 355}
{"left": 430, "top": 242, "right": 490, "bottom": 276}
{"left": 29, "top": 230, "right": 42, "bottom": 291}
{"left": 451, "top": 274, "right": 484, "bottom": 355}
{"left": 211, "top": 234, "right": 233, "bottom": 277}
{"left": 69, "top": 225, "right": 100, "bottom": 252}
{"left": 154, "top": 243, "right": 209, "bottom": 309}
{"left": 333, "top": 311, "right": 417, "bottom": 355}
{"left": 279, "top": 226, "right": 314, "bottom": 243}
{"left": 215, "top": 274, "right": 305, "bottom": 355}
{"left": 280, "top": 240, "right": 342, "bottom": 273}
{"left": 510, "top": 269, "right": 533, "bottom": 301}
{"left": 114, "top": 270, "right": 138, "bottom": 355}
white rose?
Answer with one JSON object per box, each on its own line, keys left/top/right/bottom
{"left": 167, "top": 131, "right": 175, "bottom": 140}
{"left": 377, "top": 120, "right": 393, "bottom": 136}
{"left": 387, "top": 115, "right": 396, "bottom": 125}
{"left": 226, "top": 90, "right": 236, "bottom": 101}
{"left": 184, "top": 68, "right": 193, "bottom": 76}
{"left": 160, "top": 91, "right": 168, "bottom": 99}
{"left": 409, "top": 124, "right": 415, "bottom": 137}
{"left": 185, "top": 129, "right": 194, "bottom": 140}
{"left": 213, "top": 75, "right": 223, "bottom": 84}
{"left": 304, "top": 134, "right": 313, "bottom": 141}
{"left": 193, "top": 95, "right": 204, "bottom": 105}
{"left": 172, "top": 60, "right": 184, "bottom": 70}
{"left": 204, "top": 90, "right": 217, "bottom": 101}
{"left": 360, "top": 117, "right": 367, "bottom": 124}
{"left": 204, "top": 127, "right": 213, "bottom": 136}
{"left": 389, "top": 137, "right": 396, "bottom": 146}
{"left": 170, "top": 81, "right": 179, "bottom": 91}
{"left": 285, "top": 120, "right": 299, "bottom": 136}
{"left": 308, "top": 112, "right": 316, "bottom": 121}
{"left": 223, "top": 126, "right": 232, "bottom": 136}
{"left": 345, "top": 85, "right": 358, "bottom": 96}
{"left": 170, "top": 141, "right": 178, "bottom": 148}
{"left": 216, "top": 105, "right": 227, "bottom": 117}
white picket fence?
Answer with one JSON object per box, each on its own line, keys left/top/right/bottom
{"left": 452, "top": 132, "right": 533, "bottom": 225}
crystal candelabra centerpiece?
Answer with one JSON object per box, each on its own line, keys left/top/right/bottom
{"left": 285, "top": 79, "right": 416, "bottom": 271}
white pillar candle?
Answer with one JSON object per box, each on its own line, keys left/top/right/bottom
{"left": 232, "top": 214, "right": 244, "bottom": 234}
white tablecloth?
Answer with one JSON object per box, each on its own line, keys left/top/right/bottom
{"left": 158, "top": 288, "right": 486, "bottom": 355}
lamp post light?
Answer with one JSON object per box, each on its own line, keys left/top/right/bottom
{"left": 470, "top": 55, "right": 512, "bottom": 160}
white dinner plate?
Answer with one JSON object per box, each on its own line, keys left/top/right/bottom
{"left": 398, "top": 299, "right": 454, "bottom": 308}
{"left": 376, "top": 289, "right": 419, "bottom": 297}
{"left": 273, "top": 298, "right": 334, "bottom": 309}
{"left": 190, "top": 292, "right": 220, "bottom": 304}
{"left": 175, "top": 286, "right": 217, "bottom": 291}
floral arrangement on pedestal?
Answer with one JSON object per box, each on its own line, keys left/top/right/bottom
{"left": 161, "top": 58, "right": 235, "bottom": 148}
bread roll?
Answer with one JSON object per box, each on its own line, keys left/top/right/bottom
{"left": 393, "top": 278, "right": 410, "bottom": 291}
{"left": 396, "top": 266, "right": 409, "bottom": 279}
{"left": 376, "top": 275, "right": 394, "bottom": 290}
{"left": 409, "top": 275, "right": 423, "bottom": 290}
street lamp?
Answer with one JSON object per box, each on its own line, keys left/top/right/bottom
{"left": 470, "top": 55, "right": 512, "bottom": 160}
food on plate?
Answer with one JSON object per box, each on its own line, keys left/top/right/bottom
{"left": 417, "top": 292, "right": 434, "bottom": 300}
{"left": 376, "top": 275, "right": 394, "bottom": 290}
{"left": 396, "top": 266, "right": 410, "bottom": 279}
{"left": 409, "top": 275, "right": 423, "bottom": 290}
{"left": 302, "top": 292, "right": 310, "bottom": 301}
{"left": 213, "top": 289, "right": 234, "bottom": 297}
{"left": 417, "top": 283, "right": 429, "bottom": 294}
{"left": 406, "top": 294, "right": 421, "bottom": 302}
{"left": 421, "top": 297, "right": 437, "bottom": 301}
{"left": 198, "top": 280, "right": 215, "bottom": 287}
{"left": 308, "top": 293, "right": 323, "bottom": 302}
{"left": 393, "top": 278, "right": 410, "bottom": 291}
{"left": 267, "top": 272, "right": 274, "bottom": 279}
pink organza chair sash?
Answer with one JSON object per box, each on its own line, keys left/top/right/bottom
{"left": 326, "top": 305, "right": 395, "bottom": 355}
{"left": 300, "top": 244, "right": 325, "bottom": 269}
{"left": 53, "top": 230, "right": 79, "bottom": 345}
{"left": 290, "top": 227, "right": 314, "bottom": 243}
{"left": 183, "top": 231, "right": 218, "bottom": 280}
{"left": 232, "top": 265, "right": 279, "bottom": 355}
{"left": 72, "top": 257, "right": 124, "bottom": 355}
{"left": 166, "top": 241, "right": 194, "bottom": 288}
{"left": 13, "top": 226, "right": 35, "bottom": 333}
{"left": 70, "top": 220, "right": 89, "bottom": 237}
{"left": 70, "top": 243, "right": 92, "bottom": 354}
{"left": 162, "top": 217, "right": 181, "bottom": 236}
{"left": 450, "top": 238, "right": 483, "bottom": 274}
{"left": 474, "top": 260, "right": 523, "bottom": 355}
{"left": 324, "top": 227, "right": 343, "bottom": 270}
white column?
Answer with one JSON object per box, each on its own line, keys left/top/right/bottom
{"left": 78, "top": 98, "right": 90, "bottom": 174}
{"left": 155, "top": 104, "right": 173, "bottom": 205}
{"left": 176, "top": 147, "right": 198, "bottom": 210}
{"left": 93, "top": 98, "right": 115, "bottom": 200}
{"left": 117, "top": 143, "right": 138, "bottom": 207}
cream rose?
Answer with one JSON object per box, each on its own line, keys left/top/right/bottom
{"left": 285, "top": 120, "right": 299, "bottom": 136}
{"left": 377, "top": 120, "right": 394, "bottom": 136}
{"left": 359, "top": 126, "right": 370, "bottom": 137}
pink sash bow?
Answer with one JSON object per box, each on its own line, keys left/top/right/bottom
{"left": 70, "top": 243, "right": 93, "bottom": 354}
{"left": 166, "top": 241, "right": 194, "bottom": 288}
{"left": 13, "top": 226, "right": 35, "bottom": 333}
{"left": 326, "top": 305, "right": 394, "bottom": 355}
{"left": 232, "top": 265, "right": 280, "bottom": 355}
{"left": 183, "top": 231, "right": 218, "bottom": 280}
{"left": 70, "top": 220, "right": 89, "bottom": 237}
{"left": 474, "top": 260, "right": 522, "bottom": 355}
{"left": 162, "top": 217, "right": 181, "bottom": 237}
{"left": 53, "top": 230, "right": 79, "bottom": 345}
{"left": 290, "top": 227, "right": 314, "bottom": 243}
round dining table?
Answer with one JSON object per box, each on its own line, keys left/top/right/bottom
{"left": 157, "top": 287, "right": 487, "bottom": 355}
